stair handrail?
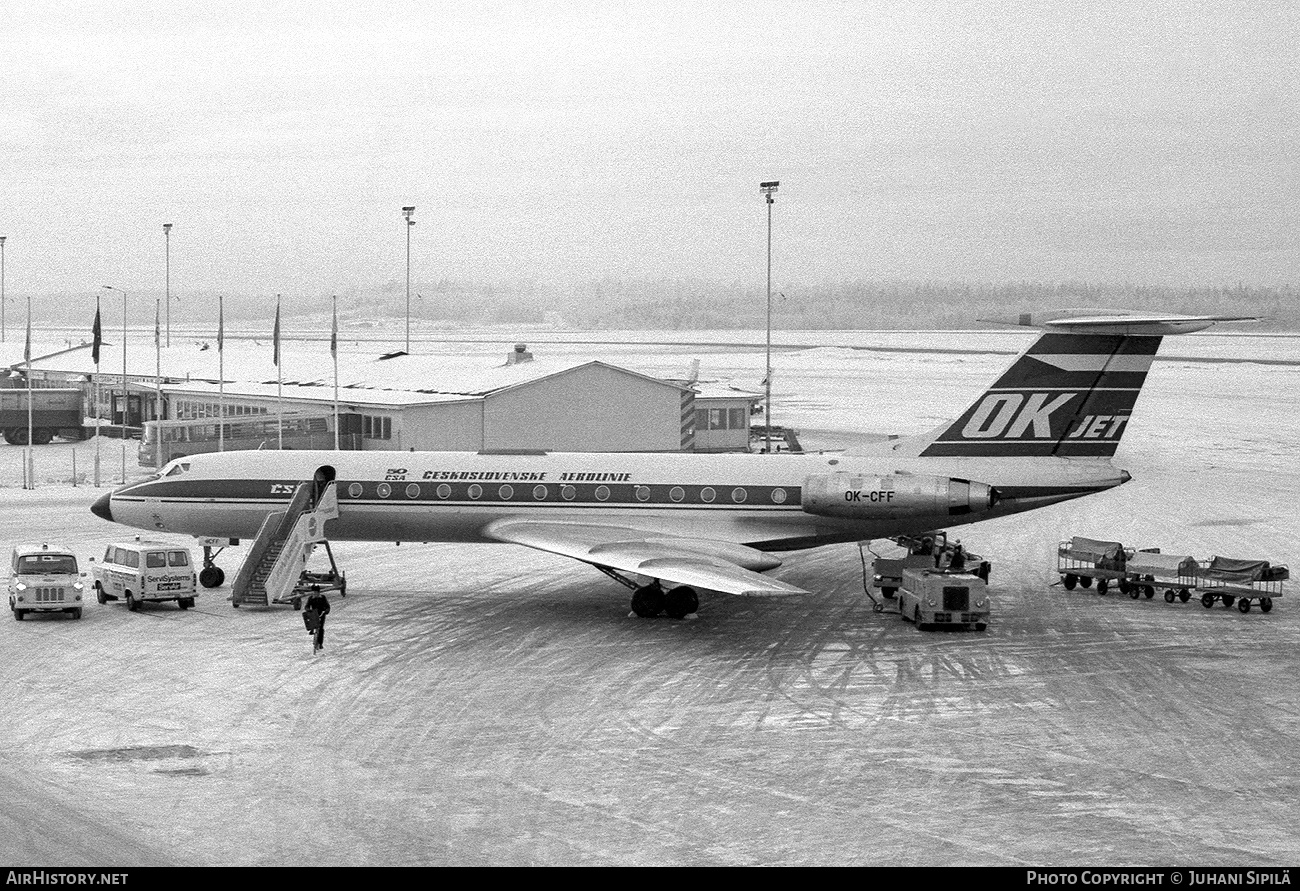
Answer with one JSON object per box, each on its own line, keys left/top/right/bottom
{"left": 230, "top": 483, "right": 314, "bottom": 604}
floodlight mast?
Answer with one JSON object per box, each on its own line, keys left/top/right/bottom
{"left": 163, "top": 224, "right": 173, "bottom": 347}
{"left": 403, "top": 205, "right": 415, "bottom": 353}
{"left": 760, "top": 181, "right": 779, "bottom": 454}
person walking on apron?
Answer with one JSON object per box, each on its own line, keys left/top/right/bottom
{"left": 303, "top": 585, "right": 331, "bottom": 653}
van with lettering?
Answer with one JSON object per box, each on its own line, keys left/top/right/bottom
{"left": 92, "top": 540, "right": 197, "bottom": 612}
{"left": 8, "top": 543, "right": 87, "bottom": 620}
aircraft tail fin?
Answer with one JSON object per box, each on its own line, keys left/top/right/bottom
{"left": 909, "top": 310, "right": 1255, "bottom": 460}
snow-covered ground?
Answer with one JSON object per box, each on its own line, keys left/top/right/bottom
{"left": 0, "top": 331, "right": 1297, "bottom": 865}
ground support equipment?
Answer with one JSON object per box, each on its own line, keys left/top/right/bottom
{"left": 1195, "top": 557, "right": 1288, "bottom": 614}
{"left": 1123, "top": 552, "right": 1200, "bottom": 603}
{"left": 1057, "top": 536, "right": 1131, "bottom": 595}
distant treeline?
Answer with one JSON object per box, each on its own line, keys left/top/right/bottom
{"left": 29, "top": 279, "right": 1299, "bottom": 332}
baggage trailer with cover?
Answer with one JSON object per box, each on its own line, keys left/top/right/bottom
{"left": 1123, "top": 552, "right": 1200, "bottom": 603}
{"left": 1195, "top": 557, "right": 1288, "bottom": 614}
{"left": 1057, "top": 536, "right": 1132, "bottom": 595}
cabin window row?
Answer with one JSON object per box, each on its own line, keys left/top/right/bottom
{"left": 346, "top": 482, "right": 789, "bottom": 505}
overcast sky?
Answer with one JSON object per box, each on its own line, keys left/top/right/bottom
{"left": 1, "top": 1, "right": 1296, "bottom": 298}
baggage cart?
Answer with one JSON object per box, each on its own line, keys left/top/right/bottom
{"left": 1123, "top": 552, "right": 1200, "bottom": 603}
{"left": 1057, "top": 536, "right": 1130, "bottom": 595}
{"left": 1195, "top": 557, "right": 1289, "bottom": 614}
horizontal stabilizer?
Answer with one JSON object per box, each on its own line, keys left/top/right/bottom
{"left": 982, "top": 309, "right": 1259, "bottom": 336}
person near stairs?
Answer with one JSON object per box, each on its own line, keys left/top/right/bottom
{"left": 304, "top": 585, "right": 331, "bottom": 653}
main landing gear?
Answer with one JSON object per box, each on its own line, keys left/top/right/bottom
{"left": 595, "top": 567, "right": 699, "bottom": 619}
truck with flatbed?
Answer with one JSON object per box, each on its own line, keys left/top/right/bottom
{"left": 0, "top": 388, "right": 87, "bottom": 445}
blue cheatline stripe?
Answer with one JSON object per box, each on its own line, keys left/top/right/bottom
{"left": 119, "top": 478, "right": 805, "bottom": 508}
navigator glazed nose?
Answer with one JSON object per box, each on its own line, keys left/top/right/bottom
{"left": 90, "top": 491, "right": 114, "bottom": 522}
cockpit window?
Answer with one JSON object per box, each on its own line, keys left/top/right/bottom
{"left": 164, "top": 461, "right": 191, "bottom": 477}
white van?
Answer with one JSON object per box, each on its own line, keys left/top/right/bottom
{"left": 93, "top": 540, "right": 197, "bottom": 611}
{"left": 8, "top": 543, "right": 87, "bottom": 620}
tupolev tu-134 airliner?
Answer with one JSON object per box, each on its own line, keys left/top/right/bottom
{"left": 90, "top": 310, "right": 1253, "bottom": 618}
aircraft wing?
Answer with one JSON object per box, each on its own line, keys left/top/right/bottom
{"left": 484, "top": 519, "right": 810, "bottom": 597}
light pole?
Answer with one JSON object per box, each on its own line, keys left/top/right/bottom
{"left": 102, "top": 285, "right": 128, "bottom": 482}
{"left": 760, "top": 180, "right": 779, "bottom": 454}
{"left": 163, "top": 223, "right": 173, "bottom": 347}
{"left": 1, "top": 235, "right": 7, "bottom": 343}
{"left": 403, "top": 205, "right": 415, "bottom": 353}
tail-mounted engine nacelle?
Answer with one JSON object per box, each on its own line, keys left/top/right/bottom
{"left": 801, "top": 472, "right": 999, "bottom": 521}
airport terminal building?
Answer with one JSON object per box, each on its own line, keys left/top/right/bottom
{"left": 8, "top": 340, "right": 760, "bottom": 459}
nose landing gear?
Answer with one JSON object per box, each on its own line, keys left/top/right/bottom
{"left": 199, "top": 543, "right": 228, "bottom": 589}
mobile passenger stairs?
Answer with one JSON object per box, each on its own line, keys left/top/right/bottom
{"left": 230, "top": 472, "right": 346, "bottom": 609}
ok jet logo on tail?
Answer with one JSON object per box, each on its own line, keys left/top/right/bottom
{"left": 962, "top": 393, "right": 1075, "bottom": 439}
{"left": 961, "top": 392, "right": 1129, "bottom": 440}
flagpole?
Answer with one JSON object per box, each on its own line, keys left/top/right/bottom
{"left": 154, "top": 298, "right": 162, "bottom": 470}
{"left": 24, "top": 296, "right": 33, "bottom": 490}
{"left": 94, "top": 296, "right": 101, "bottom": 488}
{"left": 332, "top": 295, "right": 339, "bottom": 450}
{"left": 218, "top": 295, "right": 224, "bottom": 453}
{"left": 274, "top": 294, "right": 282, "bottom": 449}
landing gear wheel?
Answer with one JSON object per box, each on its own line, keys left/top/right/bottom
{"left": 1164, "top": 590, "right": 1176, "bottom": 603}
{"left": 1238, "top": 598, "right": 1251, "bottom": 614}
{"left": 1080, "top": 576, "right": 1093, "bottom": 589}
{"left": 630, "top": 585, "right": 665, "bottom": 618}
{"left": 1179, "top": 588, "right": 1191, "bottom": 603}
{"left": 199, "top": 567, "right": 223, "bottom": 588}
{"left": 126, "top": 592, "right": 139, "bottom": 612}
{"left": 1063, "top": 574, "right": 1077, "bottom": 590}
{"left": 1201, "top": 593, "right": 1216, "bottom": 609}
{"left": 1261, "top": 597, "right": 1273, "bottom": 613}
{"left": 664, "top": 586, "right": 698, "bottom": 619}
{"left": 1096, "top": 579, "right": 1108, "bottom": 595}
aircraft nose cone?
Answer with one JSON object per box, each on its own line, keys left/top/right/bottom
{"left": 90, "top": 492, "right": 114, "bottom": 522}
{"left": 1119, "top": 470, "right": 1133, "bottom": 484}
